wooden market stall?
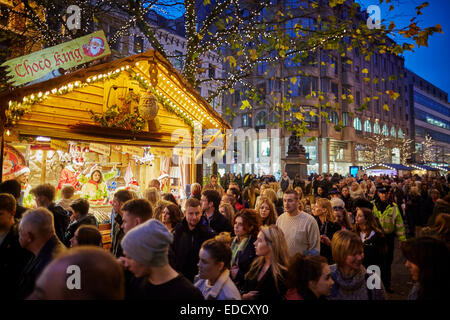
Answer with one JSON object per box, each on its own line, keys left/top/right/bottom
{"left": 0, "top": 50, "right": 230, "bottom": 247}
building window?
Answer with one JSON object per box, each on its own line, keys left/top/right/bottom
{"left": 242, "top": 113, "right": 252, "bottom": 127}
{"left": 353, "top": 117, "right": 362, "bottom": 131}
{"left": 255, "top": 111, "right": 267, "bottom": 130}
{"left": 382, "top": 124, "right": 389, "bottom": 136}
{"left": 375, "top": 100, "right": 380, "bottom": 113}
{"left": 331, "top": 82, "right": 338, "bottom": 97}
{"left": 355, "top": 66, "right": 360, "bottom": 81}
{"left": 257, "top": 61, "right": 267, "bottom": 74}
{"left": 390, "top": 127, "right": 397, "bottom": 138}
{"left": 356, "top": 91, "right": 361, "bottom": 107}
{"left": 374, "top": 122, "right": 381, "bottom": 134}
{"left": 208, "top": 64, "right": 216, "bottom": 78}
{"left": 343, "top": 112, "right": 350, "bottom": 126}
{"left": 330, "top": 111, "right": 339, "bottom": 125}
{"left": 173, "top": 50, "right": 183, "bottom": 70}
{"left": 364, "top": 120, "right": 372, "bottom": 133}
{"left": 134, "top": 35, "right": 144, "bottom": 53}
{"left": 398, "top": 128, "right": 404, "bottom": 139}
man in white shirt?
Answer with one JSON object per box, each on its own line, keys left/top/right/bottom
{"left": 276, "top": 189, "right": 320, "bottom": 257}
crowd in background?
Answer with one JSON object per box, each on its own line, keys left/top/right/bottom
{"left": 0, "top": 170, "right": 449, "bottom": 300}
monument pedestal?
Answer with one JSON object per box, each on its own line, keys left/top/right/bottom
{"left": 283, "top": 132, "right": 310, "bottom": 180}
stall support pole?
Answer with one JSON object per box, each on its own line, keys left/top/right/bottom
{"left": 0, "top": 131, "right": 4, "bottom": 182}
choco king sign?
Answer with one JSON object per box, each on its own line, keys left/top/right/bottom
{"left": 1, "top": 30, "right": 111, "bottom": 86}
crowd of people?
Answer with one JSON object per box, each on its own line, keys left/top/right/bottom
{"left": 0, "top": 170, "right": 449, "bottom": 300}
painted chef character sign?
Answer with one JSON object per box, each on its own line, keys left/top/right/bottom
{"left": 14, "top": 165, "right": 33, "bottom": 208}
{"left": 83, "top": 36, "right": 105, "bottom": 57}
{"left": 158, "top": 171, "right": 170, "bottom": 193}
{"left": 57, "top": 157, "right": 86, "bottom": 192}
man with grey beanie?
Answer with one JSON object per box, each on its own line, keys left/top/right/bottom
{"left": 121, "top": 219, "right": 204, "bottom": 300}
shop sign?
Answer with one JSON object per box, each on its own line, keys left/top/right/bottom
{"left": 122, "top": 145, "right": 144, "bottom": 157}
{"left": 89, "top": 143, "right": 110, "bottom": 155}
{"left": 50, "top": 139, "right": 69, "bottom": 152}
{"left": 1, "top": 30, "right": 111, "bottom": 86}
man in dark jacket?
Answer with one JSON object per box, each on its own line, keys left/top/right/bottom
{"left": 0, "top": 179, "right": 28, "bottom": 220}
{"left": 201, "top": 189, "right": 232, "bottom": 235}
{"left": 171, "top": 198, "right": 214, "bottom": 282}
{"left": 0, "top": 193, "right": 33, "bottom": 299}
{"left": 30, "top": 184, "right": 69, "bottom": 243}
{"left": 110, "top": 190, "right": 135, "bottom": 258}
{"left": 63, "top": 198, "right": 97, "bottom": 247}
{"left": 17, "top": 208, "right": 67, "bottom": 299}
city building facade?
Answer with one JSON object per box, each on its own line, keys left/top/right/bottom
{"left": 222, "top": 0, "right": 409, "bottom": 176}
{"left": 405, "top": 69, "right": 450, "bottom": 166}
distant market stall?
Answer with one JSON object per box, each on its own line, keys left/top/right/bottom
{"left": 362, "top": 163, "right": 413, "bottom": 177}
{"left": 0, "top": 49, "right": 230, "bottom": 246}
{"left": 410, "top": 164, "right": 440, "bottom": 177}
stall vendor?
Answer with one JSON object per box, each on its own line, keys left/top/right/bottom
{"left": 158, "top": 171, "right": 170, "bottom": 193}
{"left": 57, "top": 158, "right": 85, "bottom": 192}
{"left": 14, "top": 165, "right": 34, "bottom": 208}
{"left": 78, "top": 165, "right": 117, "bottom": 203}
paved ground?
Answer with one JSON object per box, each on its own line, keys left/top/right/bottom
{"left": 386, "top": 238, "right": 413, "bottom": 300}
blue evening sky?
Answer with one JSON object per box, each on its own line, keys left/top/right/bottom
{"left": 359, "top": 0, "right": 450, "bottom": 98}
{"left": 159, "top": 0, "right": 450, "bottom": 98}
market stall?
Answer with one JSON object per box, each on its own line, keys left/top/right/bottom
{"left": 410, "top": 164, "right": 440, "bottom": 177}
{"left": 362, "top": 163, "right": 413, "bottom": 177}
{"left": 0, "top": 50, "right": 230, "bottom": 246}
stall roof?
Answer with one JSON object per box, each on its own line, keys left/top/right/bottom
{"left": 411, "top": 164, "right": 440, "bottom": 171}
{"left": 363, "top": 163, "right": 413, "bottom": 171}
{"left": 0, "top": 50, "right": 231, "bottom": 131}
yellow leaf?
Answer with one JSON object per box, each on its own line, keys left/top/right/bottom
{"left": 383, "top": 104, "right": 390, "bottom": 111}
{"left": 290, "top": 77, "right": 297, "bottom": 85}
{"left": 342, "top": 94, "right": 347, "bottom": 100}
{"left": 240, "top": 100, "right": 252, "bottom": 110}
{"left": 362, "top": 68, "right": 369, "bottom": 74}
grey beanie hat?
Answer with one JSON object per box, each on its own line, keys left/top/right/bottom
{"left": 121, "top": 219, "right": 173, "bottom": 267}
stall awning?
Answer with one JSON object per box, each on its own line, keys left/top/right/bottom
{"left": 362, "top": 163, "right": 412, "bottom": 171}
{"left": 411, "top": 164, "right": 440, "bottom": 171}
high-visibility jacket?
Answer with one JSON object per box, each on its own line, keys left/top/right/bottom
{"left": 372, "top": 201, "right": 406, "bottom": 241}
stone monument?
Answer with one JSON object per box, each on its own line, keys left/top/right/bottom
{"left": 283, "top": 131, "right": 309, "bottom": 179}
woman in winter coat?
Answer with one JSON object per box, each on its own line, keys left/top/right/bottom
{"left": 313, "top": 198, "right": 341, "bottom": 264}
{"left": 241, "top": 225, "right": 289, "bottom": 300}
{"left": 405, "top": 186, "right": 424, "bottom": 237}
{"left": 194, "top": 238, "right": 242, "bottom": 300}
{"left": 230, "top": 209, "right": 261, "bottom": 292}
{"left": 354, "top": 207, "right": 387, "bottom": 275}
{"left": 328, "top": 230, "right": 386, "bottom": 300}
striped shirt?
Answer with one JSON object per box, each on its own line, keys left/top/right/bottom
{"left": 276, "top": 211, "right": 320, "bottom": 257}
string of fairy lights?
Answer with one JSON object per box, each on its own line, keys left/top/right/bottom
{"left": 5, "top": 60, "right": 222, "bottom": 131}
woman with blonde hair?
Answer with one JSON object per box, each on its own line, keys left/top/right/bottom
{"left": 241, "top": 225, "right": 289, "bottom": 300}
{"left": 144, "top": 187, "right": 160, "bottom": 209}
{"left": 313, "top": 198, "right": 341, "bottom": 263}
{"left": 190, "top": 182, "right": 202, "bottom": 201}
{"left": 329, "top": 230, "right": 386, "bottom": 300}
{"left": 262, "top": 188, "right": 284, "bottom": 215}
{"left": 349, "top": 182, "right": 365, "bottom": 200}
{"left": 255, "top": 196, "right": 278, "bottom": 226}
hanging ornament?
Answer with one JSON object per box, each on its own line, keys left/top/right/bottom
{"left": 139, "top": 91, "right": 159, "bottom": 120}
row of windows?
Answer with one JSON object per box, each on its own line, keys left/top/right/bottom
{"left": 415, "top": 126, "right": 450, "bottom": 143}
{"left": 353, "top": 117, "right": 404, "bottom": 138}
{"left": 415, "top": 109, "right": 450, "bottom": 130}
{"left": 414, "top": 91, "right": 450, "bottom": 117}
